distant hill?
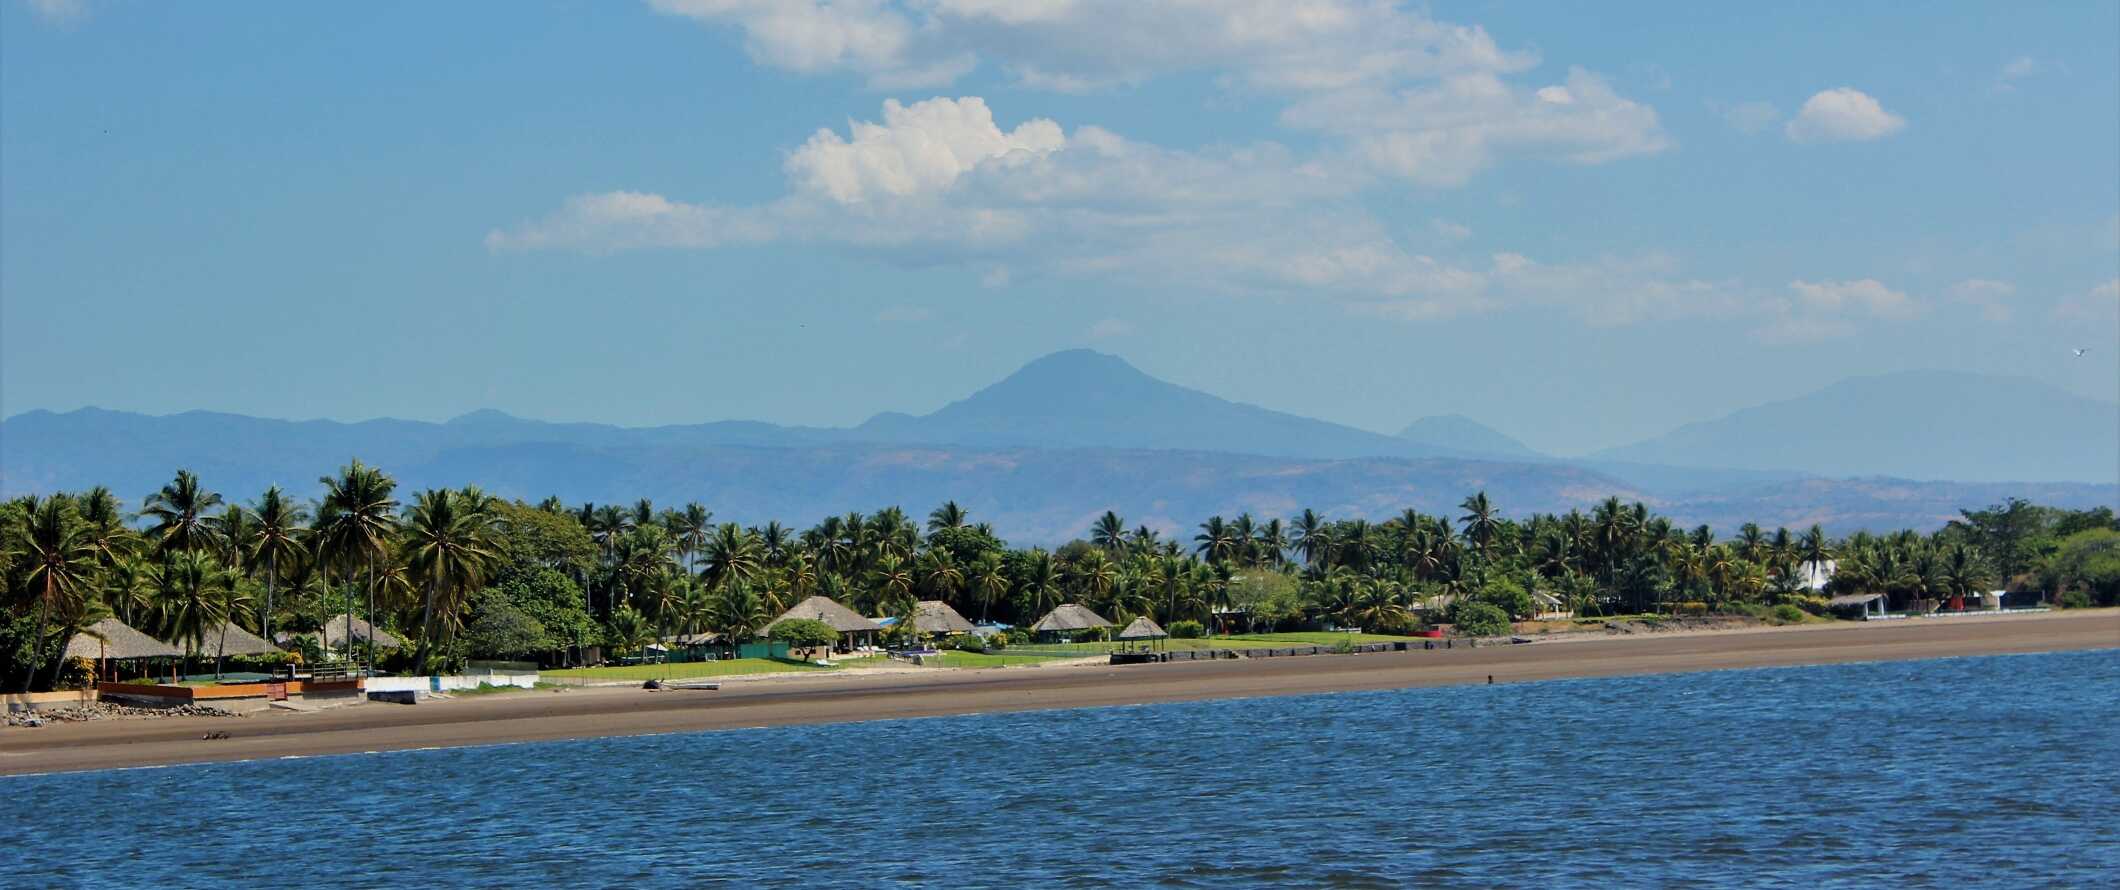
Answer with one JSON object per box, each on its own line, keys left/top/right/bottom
{"left": 1398, "top": 414, "right": 1540, "bottom": 459}
{"left": 6, "top": 356, "right": 2114, "bottom": 543}
{"left": 1595, "top": 371, "right": 2120, "bottom": 484}
{"left": 852, "top": 349, "right": 1441, "bottom": 460}
{"left": 8, "top": 407, "right": 2106, "bottom": 543}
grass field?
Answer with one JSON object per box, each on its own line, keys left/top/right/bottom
{"left": 1018, "top": 631, "right": 1414, "bottom": 654}
{"left": 543, "top": 658, "right": 839, "bottom": 681}
{"left": 913, "top": 651, "right": 1079, "bottom": 669}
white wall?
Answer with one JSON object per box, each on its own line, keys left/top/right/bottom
{"left": 365, "top": 673, "right": 539, "bottom": 694}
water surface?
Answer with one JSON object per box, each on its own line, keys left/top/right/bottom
{"left": 6, "top": 650, "right": 2116, "bottom": 887}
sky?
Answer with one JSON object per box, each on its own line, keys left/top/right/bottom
{"left": 3, "top": 0, "right": 2116, "bottom": 456}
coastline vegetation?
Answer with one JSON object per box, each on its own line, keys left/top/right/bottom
{"left": 4, "top": 462, "right": 2116, "bottom": 693}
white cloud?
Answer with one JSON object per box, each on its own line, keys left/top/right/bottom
{"left": 1948, "top": 278, "right": 2015, "bottom": 322}
{"left": 1087, "top": 318, "right": 1135, "bottom": 339}
{"left": 24, "top": 0, "right": 86, "bottom": 23}
{"left": 786, "top": 97, "right": 1064, "bottom": 204}
{"left": 1286, "top": 67, "right": 1667, "bottom": 186}
{"left": 1788, "top": 278, "right": 1918, "bottom": 318}
{"left": 1716, "top": 100, "right": 1781, "bottom": 135}
{"left": 649, "top": 1, "right": 1664, "bottom": 188}
{"left": 484, "top": 191, "right": 775, "bottom": 251}
{"left": 1755, "top": 278, "right": 1919, "bottom": 343}
{"left": 1430, "top": 219, "right": 1472, "bottom": 244}
{"left": 2056, "top": 278, "right": 2120, "bottom": 323}
{"left": 1785, "top": 88, "right": 1905, "bottom": 143}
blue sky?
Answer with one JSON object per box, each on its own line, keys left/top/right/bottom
{"left": 3, "top": 0, "right": 2116, "bottom": 455}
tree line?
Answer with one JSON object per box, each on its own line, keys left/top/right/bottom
{"left": 5, "top": 460, "right": 2116, "bottom": 691}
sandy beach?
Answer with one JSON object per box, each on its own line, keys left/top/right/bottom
{"left": 4, "top": 610, "right": 2113, "bottom": 777}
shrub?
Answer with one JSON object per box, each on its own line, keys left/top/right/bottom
{"left": 941, "top": 633, "right": 986, "bottom": 652}
{"left": 1789, "top": 595, "right": 1830, "bottom": 616}
{"left": 984, "top": 631, "right": 1010, "bottom": 650}
{"left": 1771, "top": 604, "right": 1806, "bottom": 624}
{"left": 1451, "top": 602, "right": 1512, "bottom": 638}
{"left": 2058, "top": 588, "right": 2093, "bottom": 610}
{"left": 1070, "top": 628, "right": 1107, "bottom": 643}
{"left": 1675, "top": 602, "right": 1708, "bottom": 617}
{"left": 1168, "top": 620, "right": 1205, "bottom": 639}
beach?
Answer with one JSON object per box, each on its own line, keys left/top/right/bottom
{"left": 4, "top": 610, "right": 2113, "bottom": 776}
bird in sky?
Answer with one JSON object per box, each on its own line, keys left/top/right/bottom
{"left": 2074, "top": 348, "right": 2090, "bottom": 357}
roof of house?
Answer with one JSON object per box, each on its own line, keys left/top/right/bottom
{"left": 1531, "top": 591, "right": 1565, "bottom": 607}
{"left": 766, "top": 596, "right": 882, "bottom": 634}
{"left": 1827, "top": 592, "right": 1886, "bottom": 607}
{"left": 912, "top": 600, "right": 976, "bottom": 635}
{"left": 63, "top": 618, "right": 182, "bottom": 661}
{"left": 279, "top": 615, "right": 404, "bottom": 650}
{"left": 195, "top": 621, "right": 280, "bottom": 656}
{"left": 1030, "top": 603, "right": 1113, "bottom": 632}
{"left": 1117, "top": 616, "right": 1168, "bottom": 640}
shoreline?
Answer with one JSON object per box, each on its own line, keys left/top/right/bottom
{"left": 4, "top": 610, "right": 2114, "bottom": 777}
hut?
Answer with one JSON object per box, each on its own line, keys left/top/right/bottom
{"left": 198, "top": 621, "right": 280, "bottom": 658}
{"left": 1826, "top": 592, "right": 1888, "bottom": 620}
{"left": 304, "top": 616, "right": 402, "bottom": 652}
{"left": 1029, "top": 603, "right": 1113, "bottom": 642}
{"left": 1530, "top": 591, "right": 1573, "bottom": 620}
{"left": 63, "top": 618, "right": 182, "bottom": 683}
{"left": 911, "top": 600, "right": 976, "bottom": 638}
{"left": 1116, "top": 616, "right": 1168, "bottom": 651}
{"left": 764, "top": 595, "right": 882, "bottom": 653}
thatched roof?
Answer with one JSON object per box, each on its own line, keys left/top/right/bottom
{"left": 1030, "top": 603, "right": 1113, "bottom": 632}
{"left": 280, "top": 616, "right": 404, "bottom": 650}
{"left": 63, "top": 618, "right": 182, "bottom": 661}
{"left": 766, "top": 596, "right": 881, "bottom": 634}
{"left": 911, "top": 600, "right": 976, "bottom": 635}
{"left": 1117, "top": 616, "right": 1167, "bottom": 640}
{"left": 197, "top": 621, "right": 280, "bottom": 656}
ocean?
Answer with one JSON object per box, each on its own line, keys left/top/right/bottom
{"left": 5, "top": 649, "right": 2116, "bottom": 887}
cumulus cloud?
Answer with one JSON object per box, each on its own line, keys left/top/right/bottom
{"left": 1785, "top": 88, "right": 1905, "bottom": 143}
{"left": 787, "top": 97, "right": 1064, "bottom": 203}
{"left": 1754, "top": 279, "right": 1919, "bottom": 343}
{"left": 1948, "top": 278, "right": 2016, "bottom": 322}
{"left": 649, "top": 1, "right": 1664, "bottom": 187}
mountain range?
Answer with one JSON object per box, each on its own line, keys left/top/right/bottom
{"left": 3, "top": 350, "right": 2113, "bottom": 544}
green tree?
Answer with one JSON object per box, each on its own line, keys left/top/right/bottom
{"left": 313, "top": 460, "right": 400, "bottom": 663}
{"left": 12, "top": 497, "right": 100, "bottom": 692}
{"left": 402, "top": 489, "right": 502, "bottom": 672}
{"left": 140, "top": 469, "right": 224, "bottom": 556}
{"left": 247, "top": 486, "right": 308, "bottom": 650}
{"left": 771, "top": 617, "right": 838, "bottom": 661}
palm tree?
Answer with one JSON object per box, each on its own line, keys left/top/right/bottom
{"left": 1194, "top": 516, "right": 1237, "bottom": 564}
{"left": 402, "top": 489, "right": 502, "bottom": 672}
{"left": 1256, "top": 518, "right": 1289, "bottom": 568}
{"left": 1937, "top": 543, "right": 1992, "bottom": 610}
{"left": 927, "top": 501, "right": 971, "bottom": 534}
{"left": 1458, "top": 491, "right": 1501, "bottom": 561}
{"left": 14, "top": 497, "right": 100, "bottom": 692}
{"left": 971, "top": 553, "right": 1009, "bottom": 623}
{"left": 1067, "top": 549, "right": 1118, "bottom": 606}
{"left": 700, "top": 523, "right": 762, "bottom": 592}
{"left": 919, "top": 548, "right": 963, "bottom": 605}
{"left": 1799, "top": 525, "right": 1834, "bottom": 591}
{"left": 140, "top": 469, "right": 224, "bottom": 556}
{"left": 247, "top": 486, "right": 308, "bottom": 648}
{"left": 76, "top": 486, "right": 137, "bottom": 568}
{"left": 1016, "top": 550, "right": 1061, "bottom": 621}
{"left": 870, "top": 552, "right": 915, "bottom": 617}
{"left": 711, "top": 583, "right": 765, "bottom": 650}
{"left": 313, "top": 460, "right": 400, "bottom": 664}
{"left": 673, "top": 502, "right": 712, "bottom": 575}
{"left": 153, "top": 549, "right": 230, "bottom": 676}
{"left": 1292, "top": 509, "right": 1330, "bottom": 569}
{"left": 1090, "top": 511, "right": 1127, "bottom": 552}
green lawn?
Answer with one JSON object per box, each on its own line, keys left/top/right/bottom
{"left": 1018, "top": 631, "right": 1415, "bottom": 654}
{"left": 914, "top": 651, "right": 1077, "bottom": 669}
{"left": 543, "top": 658, "right": 839, "bottom": 681}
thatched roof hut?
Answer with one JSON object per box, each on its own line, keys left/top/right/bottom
{"left": 280, "top": 616, "right": 404, "bottom": 650}
{"left": 63, "top": 618, "right": 181, "bottom": 661}
{"left": 1117, "top": 616, "right": 1167, "bottom": 640}
{"left": 197, "top": 621, "right": 280, "bottom": 657}
{"left": 765, "top": 596, "right": 882, "bottom": 634}
{"left": 911, "top": 600, "right": 976, "bottom": 636}
{"left": 1030, "top": 603, "right": 1113, "bottom": 634}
